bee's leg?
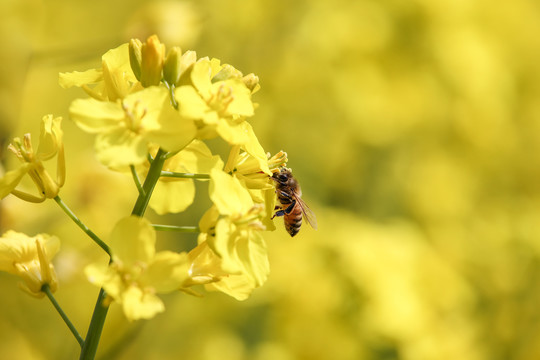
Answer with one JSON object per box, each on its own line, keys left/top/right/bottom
{"left": 271, "top": 200, "right": 295, "bottom": 219}
{"left": 283, "top": 200, "right": 296, "bottom": 215}
{"left": 271, "top": 205, "right": 283, "bottom": 219}
{"left": 272, "top": 209, "right": 285, "bottom": 219}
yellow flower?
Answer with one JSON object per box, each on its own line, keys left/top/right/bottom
{"left": 184, "top": 238, "right": 262, "bottom": 301}
{"left": 59, "top": 43, "right": 142, "bottom": 101}
{"left": 0, "top": 230, "right": 60, "bottom": 298}
{"left": 146, "top": 140, "right": 223, "bottom": 214}
{"left": 175, "top": 59, "right": 256, "bottom": 144}
{"left": 193, "top": 168, "right": 270, "bottom": 298}
{"left": 84, "top": 216, "right": 189, "bottom": 320}
{"left": 69, "top": 86, "right": 196, "bottom": 168}
{"left": 0, "top": 115, "right": 65, "bottom": 203}
{"left": 182, "top": 240, "right": 228, "bottom": 289}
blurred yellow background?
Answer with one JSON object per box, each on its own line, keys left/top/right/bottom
{"left": 2, "top": 0, "right": 540, "bottom": 359}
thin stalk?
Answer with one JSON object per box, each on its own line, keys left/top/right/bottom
{"left": 132, "top": 148, "right": 168, "bottom": 216}
{"left": 151, "top": 224, "right": 199, "bottom": 232}
{"left": 160, "top": 171, "right": 210, "bottom": 179}
{"left": 79, "top": 288, "right": 109, "bottom": 360}
{"left": 42, "top": 284, "right": 84, "bottom": 347}
{"left": 54, "top": 196, "right": 111, "bottom": 256}
{"left": 130, "top": 165, "right": 145, "bottom": 196}
{"left": 163, "top": 81, "right": 178, "bottom": 110}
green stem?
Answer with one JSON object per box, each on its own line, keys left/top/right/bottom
{"left": 79, "top": 288, "right": 110, "bottom": 360}
{"left": 160, "top": 171, "right": 210, "bottom": 179}
{"left": 130, "top": 165, "right": 145, "bottom": 195}
{"left": 152, "top": 224, "right": 199, "bottom": 232}
{"left": 79, "top": 149, "right": 168, "bottom": 360}
{"left": 42, "top": 284, "right": 84, "bottom": 347}
{"left": 163, "top": 81, "right": 179, "bottom": 110}
{"left": 54, "top": 196, "right": 111, "bottom": 257}
{"left": 132, "top": 148, "right": 168, "bottom": 216}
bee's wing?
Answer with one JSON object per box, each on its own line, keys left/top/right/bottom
{"left": 293, "top": 194, "right": 318, "bottom": 230}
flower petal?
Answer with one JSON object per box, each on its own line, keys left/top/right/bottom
{"left": 146, "top": 105, "right": 197, "bottom": 154}
{"left": 149, "top": 179, "right": 195, "bottom": 214}
{"left": 217, "top": 80, "right": 254, "bottom": 117}
{"left": 0, "top": 230, "right": 35, "bottom": 273}
{"left": 0, "top": 164, "right": 32, "bottom": 200}
{"left": 59, "top": 68, "right": 103, "bottom": 88}
{"left": 142, "top": 251, "right": 190, "bottom": 293}
{"left": 205, "top": 274, "right": 255, "bottom": 301}
{"left": 102, "top": 43, "right": 137, "bottom": 101}
{"left": 121, "top": 285, "right": 165, "bottom": 321}
{"left": 84, "top": 263, "right": 123, "bottom": 298}
{"left": 69, "top": 98, "right": 124, "bottom": 134}
{"left": 191, "top": 60, "right": 212, "bottom": 97}
{"left": 109, "top": 216, "right": 156, "bottom": 266}
{"left": 241, "top": 122, "right": 271, "bottom": 175}
{"left": 163, "top": 140, "right": 223, "bottom": 174}
{"left": 209, "top": 168, "right": 253, "bottom": 215}
{"left": 95, "top": 129, "right": 148, "bottom": 168}
{"left": 216, "top": 119, "right": 249, "bottom": 145}
{"left": 175, "top": 85, "right": 210, "bottom": 120}
{"left": 37, "top": 115, "right": 63, "bottom": 161}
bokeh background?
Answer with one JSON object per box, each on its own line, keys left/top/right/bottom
{"left": 2, "top": 0, "right": 540, "bottom": 359}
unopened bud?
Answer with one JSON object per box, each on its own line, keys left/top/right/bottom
{"left": 163, "top": 46, "right": 182, "bottom": 85}
{"left": 242, "top": 73, "right": 260, "bottom": 93}
{"left": 140, "top": 35, "right": 166, "bottom": 87}
{"left": 129, "top": 39, "right": 143, "bottom": 81}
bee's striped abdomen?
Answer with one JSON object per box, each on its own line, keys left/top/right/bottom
{"left": 284, "top": 207, "right": 303, "bottom": 237}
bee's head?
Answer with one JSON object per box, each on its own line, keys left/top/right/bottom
{"left": 272, "top": 167, "right": 293, "bottom": 184}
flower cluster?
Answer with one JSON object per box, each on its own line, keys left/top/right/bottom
{"left": 0, "top": 115, "right": 65, "bottom": 203}
{"left": 0, "top": 231, "right": 59, "bottom": 297}
{"left": 0, "top": 35, "right": 292, "bottom": 324}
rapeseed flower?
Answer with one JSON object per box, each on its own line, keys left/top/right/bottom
{"left": 175, "top": 59, "right": 255, "bottom": 144}
{"left": 194, "top": 168, "right": 270, "bottom": 299}
{"left": 69, "top": 86, "right": 196, "bottom": 168}
{"left": 59, "top": 43, "right": 141, "bottom": 101}
{"left": 0, "top": 115, "right": 65, "bottom": 202}
{"left": 85, "top": 216, "right": 189, "bottom": 320}
{"left": 184, "top": 238, "right": 263, "bottom": 301}
{"left": 0, "top": 231, "right": 60, "bottom": 298}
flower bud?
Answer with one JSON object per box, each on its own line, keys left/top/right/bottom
{"left": 163, "top": 47, "right": 198, "bottom": 87}
{"left": 140, "top": 35, "right": 166, "bottom": 87}
{"left": 163, "top": 46, "right": 182, "bottom": 85}
{"left": 242, "top": 73, "right": 260, "bottom": 93}
{"left": 129, "top": 38, "right": 143, "bottom": 81}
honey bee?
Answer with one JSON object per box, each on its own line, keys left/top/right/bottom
{"left": 271, "top": 168, "right": 317, "bottom": 236}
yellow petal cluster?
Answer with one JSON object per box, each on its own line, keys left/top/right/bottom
{"left": 181, "top": 168, "right": 269, "bottom": 300}
{"left": 0, "top": 231, "right": 60, "bottom": 298}
{"left": 0, "top": 115, "right": 65, "bottom": 202}
{"left": 85, "top": 216, "right": 190, "bottom": 320}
